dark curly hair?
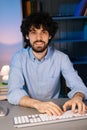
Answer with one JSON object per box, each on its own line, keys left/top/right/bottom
{"left": 20, "top": 12, "right": 58, "bottom": 48}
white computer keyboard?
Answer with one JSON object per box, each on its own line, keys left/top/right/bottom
{"left": 13, "top": 110, "right": 87, "bottom": 128}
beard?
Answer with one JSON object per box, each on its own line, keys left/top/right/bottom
{"left": 30, "top": 40, "right": 48, "bottom": 53}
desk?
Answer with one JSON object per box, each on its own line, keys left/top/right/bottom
{"left": 0, "top": 98, "right": 87, "bottom": 130}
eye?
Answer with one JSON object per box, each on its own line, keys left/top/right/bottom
{"left": 42, "top": 30, "right": 47, "bottom": 34}
{"left": 30, "top": 30, "right": 36, "bottom": 34}
{"left": 30, "top": 30, "right": 35, "bottom": 33}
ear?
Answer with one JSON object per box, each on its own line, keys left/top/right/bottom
{"left": 26, "top": 35, "right": 29, "bottom": 40}
{"left": 49, "top": 35, "right": 52, "bottom": 39}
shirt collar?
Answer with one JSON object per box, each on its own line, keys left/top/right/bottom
{"left": 28, "top": 46, "right": 53, "bottom": 62}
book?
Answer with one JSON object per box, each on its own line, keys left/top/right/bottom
{"left": 0, "top": 84, "right": 8, "bottom": 100}
{"left": 74, "top": 0, "right": 87, "bottom": 16}
{"left": 25, "top": 0, "right": 31, "bottom": 16}
{"left": 22, "top": 0, "right": 43, "bottom": 18}
{"left": 22, "top": 0, "right": 31, "bottom": 17}
{"left": 84, "top": 22, "right": 87, "bottom": 40}
{"left": 84, "top": 8, "right": 87, "bottom": 16}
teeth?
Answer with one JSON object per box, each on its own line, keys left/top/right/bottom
{"left": 35, "top": 43, "right": 43, "bottom": 45}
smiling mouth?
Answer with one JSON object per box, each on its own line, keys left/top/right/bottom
{"left": 35, "top": 42, "right": 43, "bottom": 45}
{"left": 34, "top": 40, "right": 45, "bottom": 43}
{"left": 34, "top": 41, "right": 45, "bottom": 46}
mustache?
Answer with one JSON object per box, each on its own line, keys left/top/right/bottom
{"left": 33, "top": 40, "right": 45, "bottom": 44}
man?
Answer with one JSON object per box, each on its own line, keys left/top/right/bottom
{"left": 7, "top": 12, "right": 87, "bottom": 116}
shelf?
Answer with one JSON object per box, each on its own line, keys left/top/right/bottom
{"left": 73, "top": 61, "right": 87, "bottom": 64}
{"left": 52, "top": 39, "right": 87, "bottom": 43}
{"left": 52, "top": 16, "right": 87, "bottom": 20}
{"left": 52, "top": 16, "right": 87, "bottom": 44}
{"left": 71, "top": 56, "right": 87, "bottom": 64}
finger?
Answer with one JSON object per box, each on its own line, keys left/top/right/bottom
{"left": 49, "top": 102, "right": 63, "bottom": 115}
{"left": 77, "top": 102, "right": 82, "bottom": 113}
{"left": 78, "top": 103, "right": 86, "bottom": 114}
{"left": 45, "top": 110, "right": 53, "bottom": 115}
{"left": 63, "top": 101, "right": 71, "bottom": 112}
{"left": 82, "top": 104, "right": 86, "bottom": 113}
{"left": 71, "top": 103, "right": 76, "bottom": 113}
{"left": 46, "top": 107, "right": 62, "bottom": 116}
{"left": 85, "top": 106, "right": 87, "bottom": 110}
{"left": 39, "top": 102, "right": 63, "bottom": 116}
{"left": 49, "top": 105, "right": 63, "bottom": 115}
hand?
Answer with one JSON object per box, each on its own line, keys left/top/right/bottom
{"left": 63, "top": 97, "right": 86, "bottom": 114}
{"left": 35, "top": 101, "right": 63, "bottom": 116}
{"left": 19, "top": 96, "right": 63, "bottom": 115}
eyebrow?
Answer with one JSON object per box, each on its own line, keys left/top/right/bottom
{"left": 29, "top": 28, "right": 47, "bottom": 32}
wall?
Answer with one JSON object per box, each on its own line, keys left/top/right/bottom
{"left": 0, "top": 0, "right": 23, "bottom": 72}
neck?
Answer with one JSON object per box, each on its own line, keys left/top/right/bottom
{"left": 33, "top": 48, "right": 48, "bottom": 60}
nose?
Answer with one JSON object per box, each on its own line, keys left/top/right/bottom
{"left": 36, "top": 33, "right": 42, "bottom": 40}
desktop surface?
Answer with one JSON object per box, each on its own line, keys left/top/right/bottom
{"left": 0, "top": 98, "right": 87, "bottom": 130}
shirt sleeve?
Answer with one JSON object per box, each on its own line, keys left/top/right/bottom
{"left": 7, "top": 51, "right": 28, "bottom": 105}
{"left": 61, "top": 54, "right": 87, "bottom": 99}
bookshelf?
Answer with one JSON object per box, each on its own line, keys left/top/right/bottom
{"left": 52, "top": 16, "right": 87, "bottom": 42}
{"left": 21, "top": 0, "right": 87, "bottom": 96}
{"left": 52, "top": 16, "right": 87, "bottom": 63}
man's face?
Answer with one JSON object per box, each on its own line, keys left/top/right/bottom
{"left": 26, "top": 26, "right": 51, "bottom": 53}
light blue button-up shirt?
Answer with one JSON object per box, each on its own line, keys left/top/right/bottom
{"left": 7, "top": 46, "right": 87, "bottom": 105}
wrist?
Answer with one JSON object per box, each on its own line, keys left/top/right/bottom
{"left": 72, "top": 92, "right": 85, "bottom": 101}
{"left": 32, "top": 100, "right": 42, "bottom": 109}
